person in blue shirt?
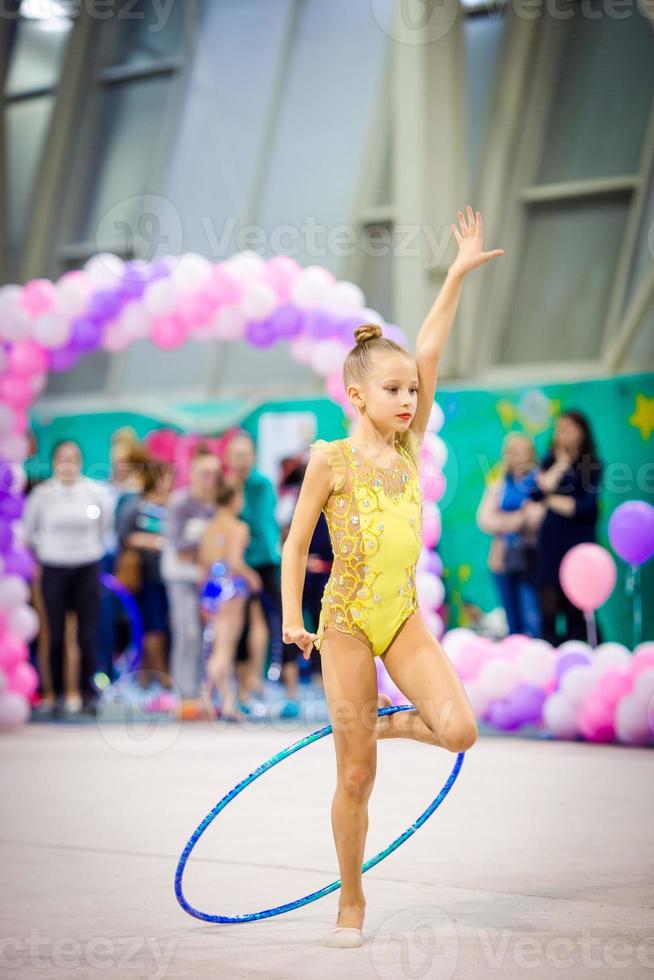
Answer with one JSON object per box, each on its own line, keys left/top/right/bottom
{"left": 477, "top": 432, "right": 542, "bottom": 637}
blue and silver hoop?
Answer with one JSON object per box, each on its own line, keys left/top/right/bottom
{"left": 175, "top": 704, "right": 465, "bottom": 923}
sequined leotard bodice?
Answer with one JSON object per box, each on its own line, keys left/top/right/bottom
{"left": 310, "top": 431, "right": 423, "bottom": 657}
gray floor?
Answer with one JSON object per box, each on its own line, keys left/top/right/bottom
{"left": 1, "top": 717, "right": 653, "bottom": 980}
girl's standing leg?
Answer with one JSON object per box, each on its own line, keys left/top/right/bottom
{"left": 538, "top": 584, "right": 560, "bottom": 646}
{"left": 377, "top": 611, "right": 478, "bottom": 750}
{"left": 319, "top": 627, "right": 380, "bottom": 931}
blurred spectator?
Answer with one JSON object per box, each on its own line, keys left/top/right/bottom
{"left": 526, "top": 410, "right": 603, "bottom": 646}
{"left": 278, "top": 454, "right": 331, "bottom": 690}
{"left": 197, "top": 482, "right": 263, "bottom": 720}
{"left": 161, "top": 446, "right": 220, "bottom": 699}
{"left": 477, "top": 433, "right": 542, "bottom": 638}
{"left": 116, "top": 459, "right": 174, "bottom": 690}
{"left": 22, "top": 440, "right": 109, "bottom": 717}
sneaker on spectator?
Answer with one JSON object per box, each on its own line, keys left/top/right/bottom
{"left": 279, "top": 699, "right": 300, "bottom": 720}
{"left": 64, "top": 694, "right": 82, "bottom": 716}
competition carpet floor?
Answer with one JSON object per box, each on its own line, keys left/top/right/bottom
{"left": 1, "top": 713, "right": 652, "bottom": 979}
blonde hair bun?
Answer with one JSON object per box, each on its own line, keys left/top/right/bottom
{"left": 354, "top": 322, "right": 383, "bottom": 345}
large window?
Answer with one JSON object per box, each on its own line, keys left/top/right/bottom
{"left": 3, "top": 4, "right": 73, "bottom": 276}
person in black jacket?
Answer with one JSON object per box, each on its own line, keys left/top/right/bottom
{"left": 523, "top": 410, "right": 603, "bottom": 646}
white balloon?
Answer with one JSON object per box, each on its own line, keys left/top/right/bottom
{"left": 0, "top": 575, "right": 30, "bottom": 611}
{"left": 464, "top": 679, "right": 490, "bottom": 717}
{"left": 6, "top": 604, "right": 40, "bottom": 643}
{"left": 212, "top": 307, "right": 244, "bottom": 340}
{"left": 309, "top": 339, "right": 347, "bottom": 377}
{"left": 239, "top": 282, "right": 277, "bottom": 321}
{"left": 170, "top": 252, "right": 211, "bottom": 291}
{"left": 55, "top": 276, "right": 91, "bottom": 317}
{"left": 425, "top": 433, "right": 448, "bottom": 469}
{"left": 117, "top": 303, "right": 151, "bottom": 339}
{"left": 558, "top": 640, "right": 593, "bottom": 656}
{"left": 0, "top": 405, "right": 16, "bottom": 435}
{"left": 428, "top": 401, "right": 445, "bottom": 433}
{"left": 143, "top": 279, "right": 178, "bottom": 316}
{"left": 84, "top": 253, "right": 124, "bottom": 288}
{"left": 543, "top": 693, "right": 579, "bottom": 738}
{"left": 633, "top": 669, "right": 654, "bottom": 708}
{"left": 360, "top": 307, "right": 383, "bottom": 326}
{"left": 560, "top": 664, "right": 597, "bottom": 706}
{"left": 478, "top": 658, "right": 516, "bottom": 699}
{"left": 0, "top": 434, "right": 29, "bottom": 462}
{"left": 322, "top": 280, "right": 366, "bottom": 315}
{"left": 416, "top": 571, "right": 445, "bottom": 609}
{"left": 31, "top": 313, "right": 72, "bottom": 349}
{"left": 291, "top": 267, "right": 336, "bottom": 310}
{"left": 614, "top": 695, "right": 652, "bottom": 745}
{"left": 515, "top": 641, "right": 556, "bottom": 686}
{"left": 592, "top": 643, "right": 632, "bottom": 673}
{"left": 441, "top": 628, "right": 477, "bottom": 656}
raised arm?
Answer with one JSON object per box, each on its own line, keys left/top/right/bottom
{"left": 411, "top": 207, "right": 505, "bottom": 441}
{"left": 281, "top": 446, "right": 334, "bottom": 658}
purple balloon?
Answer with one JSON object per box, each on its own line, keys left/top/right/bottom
{"left": 0, "top": 520, "right": 13, "bottom": 554}
{"left": 48, "top": 347, "right": 80, "bottom": 372}
{"left": 424, "top": 551, "right": 443, "bottom": 576}
{"left": 383, "top": 323, "right": 409, "bottom": 348}
{"left": 507, "top": 684, "right": 546, "bottom": 725}
{"left": 71, "top": 317, "right": 103, "bottom": 351}
{"left": 486, "top": 698, "right": 522, "bottom": 732}
{"left": 269, "top": 304, "right": 302, "bottom": 339}
{"left": 0, "top": 459, "right": 17, "bottom": 494}
{"left": 303, "top": 310, "right": 338, "bottom": 340}
{"left": 0, "top": 493, "right": 24, "bottom": 521}
{"left": 244, "top": 319, "right": 275, "bottom": 348}
{"left": 608, "top": 500, "right": 654, "bottom": 566}
{"left": 336, "top": 314, "right": 365, "bottom": 346}
{"left": 555, "top": 651, "right": 590, "bottom": 683}
{"left": 88, "top": 289, "right": 123, "bottom": 321}
{"left": 4, "top": 545, "right": 36, "bottom": 579}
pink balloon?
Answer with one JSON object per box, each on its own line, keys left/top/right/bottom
{"left": 578, "top": 694, "right": 615, "bottom": 742}
{"left": 0, "top": 375, "right": 34, "bottom": 411}
{"left": 0, "top": 634, "right": 28, "bottom": 672}
{"left": 422, "top": 511, "right": 441, "bottom": 548}
{"left": 632, "top": 649, "right": 654, "bottom": 679}
{"left": 151, "top": 314, "right": 187, "bottom": 350}
{"left": 0, "top": 690, "right": 30, "bottom": 729}
{"left": 21, "top": 279, "right": 57, "bottom": 317}
{"left": 261, "top": 256, "right": 301, "bottom": 301}
{"left": 455, "top": 641, "right": 486, "bottom": 681}
{"left": 7, "top": 340, "right": 49, "bottom": 376}
{"left": 596, "top": 667, "right": 633, "bottom": 708}
{"left": 204, "top": 267, "right": 243, "bottom": 306}
{"left": 560, "top": 544, "right": 617, "bottom": 612}
{"left": 7, "top": 660, "right": 39, "bottom": 698}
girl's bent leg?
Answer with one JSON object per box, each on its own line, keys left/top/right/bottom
{"left": 378, "top": 612, "right": 478, "bottom": 752}
{"left": 320, "top": 627, "right": 380, "bottom": 931}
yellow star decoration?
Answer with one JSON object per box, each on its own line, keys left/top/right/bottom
{"left": 496, "top": 400, "right": 517, "bottom": 428}
{"left": 484, "top": 459, "right": 503, "bottom": 486}
{"left": 629, "top": 393, "right": 654, "bottom": 440}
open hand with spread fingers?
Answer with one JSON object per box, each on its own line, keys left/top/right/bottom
{"left": 450, "top": 206, "right": 505, "bottom": 276}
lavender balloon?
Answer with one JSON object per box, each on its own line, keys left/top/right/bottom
{"left": 507, "top": 684, "right": 546, "bottom": 725}
{"left": 269, "top": 304, "right": 302, "bottom": 339}
{"left": 555, "top": 651, "right": 590, "bottom": 684}
{"left": 608, "top": 501, "right": 654, "bottom": 566}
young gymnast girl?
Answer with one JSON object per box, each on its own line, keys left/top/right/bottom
{"left": 281, "top": 207, "right": 504, "bottom": 947}
{"left": 197, "top": 482, "right": 263, "bottom": 721}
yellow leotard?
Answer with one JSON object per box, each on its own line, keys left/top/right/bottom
{"left": 310, "top": 430, "right": 423, "bottom": 657}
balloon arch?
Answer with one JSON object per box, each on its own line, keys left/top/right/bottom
{"left": 0, "top": 251, "right": 448, "bottom": 729}
{"left": 1, "top": 251, "right": 653, "bottom": 744}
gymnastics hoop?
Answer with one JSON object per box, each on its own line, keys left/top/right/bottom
{"left": 174, "top": 704, "right": 465, "bottom": 923}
